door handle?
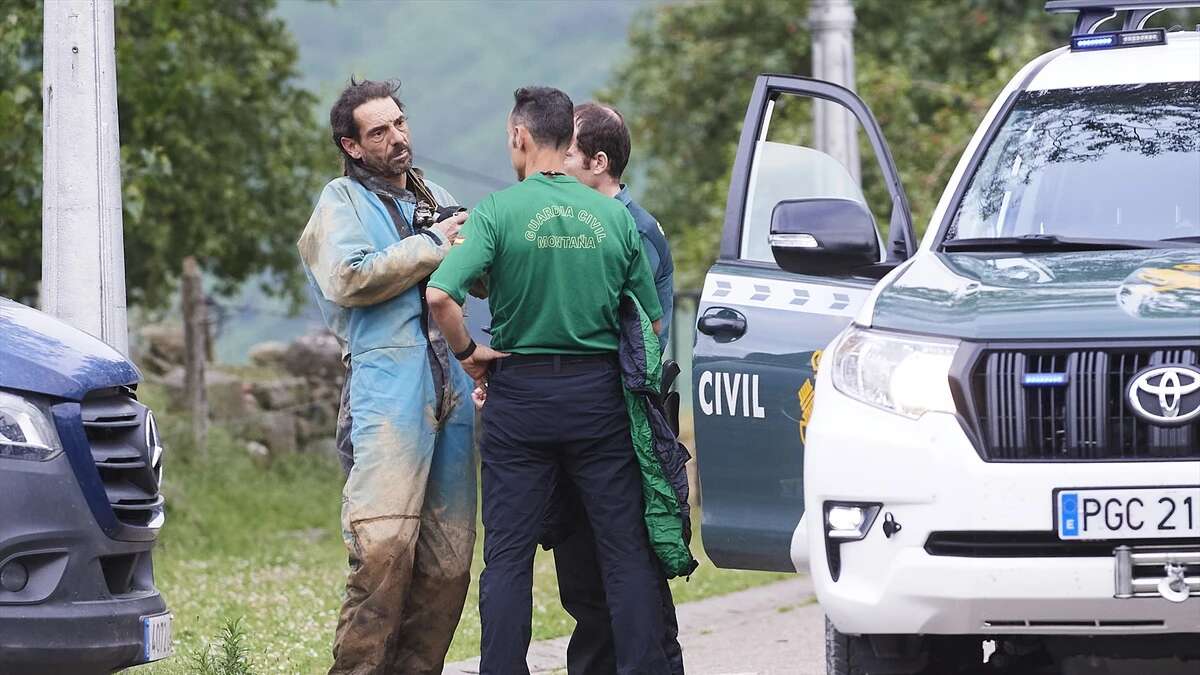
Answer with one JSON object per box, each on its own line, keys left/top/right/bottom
{"left": 697, "top": 308, "right": 747, "bottom": 342}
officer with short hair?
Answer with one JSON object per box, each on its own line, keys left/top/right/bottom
{"left": 427, "top": 85, "right": 670, "bottom": 674}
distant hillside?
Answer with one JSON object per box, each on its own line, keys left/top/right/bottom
{"left": 212, "top": 0, "right": 651, "bottom": 362}
{"left": 276, "top": 0, "right": 650, "bottom": 205}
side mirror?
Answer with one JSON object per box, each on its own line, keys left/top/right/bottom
{"left": 770, "top": 198, "right": 880, "bottom": 276}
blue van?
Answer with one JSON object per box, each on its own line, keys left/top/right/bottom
{"left": 0, "top": 297, "right": 169, "bottom": 672}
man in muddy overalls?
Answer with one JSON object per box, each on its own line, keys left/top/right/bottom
{"left": 298, "top": 78, "right": 475, "bottom": 675}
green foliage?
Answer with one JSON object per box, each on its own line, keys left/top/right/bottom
{"left": 0, "top": 0, "right": 330, "bottom": 308}
{"left": 137, "top": 383, "right": 347, "bottom": 674}
{"left": 0, "top": 6, "right": 43, "bottom": 301}
{"left": 602, "top": 0, "right": 1075, "bottom": 287}
{"left": 185, "top": 617, "right": 255, "bottom": 675}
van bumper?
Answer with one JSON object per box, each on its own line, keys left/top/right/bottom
{"left": 0, "top": 453, "right": 166, "bottom": 672}
{"left": 0, "top": 593, "right": 167, "bottom": 673}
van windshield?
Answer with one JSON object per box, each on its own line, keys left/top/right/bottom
{"left": 946, "top": 82, "right": 1200, "bottom": 245}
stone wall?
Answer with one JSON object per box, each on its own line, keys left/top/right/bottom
{"left": 140, "top": 326, "right": 345, "bottom": 460}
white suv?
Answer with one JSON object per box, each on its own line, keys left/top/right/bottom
{"left": 690, "top": 1, "right": 1200, "bottom": 673}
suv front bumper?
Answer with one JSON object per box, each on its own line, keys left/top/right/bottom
{"left": 804, "top": 375, "right": 1200, "bottom": 636}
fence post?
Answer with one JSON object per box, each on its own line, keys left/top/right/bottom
{"left": 181, "top": 256, "right": 208, "bottom": 453}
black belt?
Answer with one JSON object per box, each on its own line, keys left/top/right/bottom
{"left": 492, "top": 352, "right": 616, "bottom": 373}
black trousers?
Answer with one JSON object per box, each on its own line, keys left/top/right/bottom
{"left": 551, "top": 489, "right": 684, "bottom": 675}
{"left": 479, "top": 355, "right": 669, "bottom": 675}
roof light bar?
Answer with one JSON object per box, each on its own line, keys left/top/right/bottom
{"left": 1070, "top": 27, "right": 1166, "bottom": 50}
{"left": 1120, "top": 28, "right": 1167, "bottom": 43}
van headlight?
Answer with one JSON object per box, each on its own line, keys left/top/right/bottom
{"left": 0, "top": 392, "right": 63, "bottom": 462}
{"left": 830, "top": 326, "right": 960, "bottom": 419}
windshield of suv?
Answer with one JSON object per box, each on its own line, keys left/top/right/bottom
{"left": 946, "top": 82, "right": 1200, "bottom": 245}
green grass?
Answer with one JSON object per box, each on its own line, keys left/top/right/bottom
{"left": 130, "top": 384, "right": 790, "bottom": 674}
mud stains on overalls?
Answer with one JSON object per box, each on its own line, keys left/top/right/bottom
{"left": 298, "top": 176, "right": 475, "bottom": 674}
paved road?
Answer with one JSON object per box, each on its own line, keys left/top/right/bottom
{"left": 444, "top": 577, "right": 825, "bottom": 675}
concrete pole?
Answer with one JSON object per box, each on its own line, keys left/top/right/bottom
{"left": 809, "top": 0, "right": 860, "bottom": 183}
{"left": 41, "top": 0, "right": 129, "bottom": 355}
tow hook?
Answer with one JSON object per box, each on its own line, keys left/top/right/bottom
{"left": 1114, "top": 545, "right": 1199, "bottom": 602}
{"left": 882, "top": 512, "right": 902, "bottom": 539}
{"left": 1158, "top": 562, "right": 1190, "bottom": 604}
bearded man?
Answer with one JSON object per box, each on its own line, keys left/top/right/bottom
{"left": 297, "top": 78, "right": 475, "bottom": 675}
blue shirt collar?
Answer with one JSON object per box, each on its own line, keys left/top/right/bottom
{"left": 615, "top": 183, "right": 633, "bottom": 207}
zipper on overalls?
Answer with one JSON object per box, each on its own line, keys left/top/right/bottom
{"left": 390, "top": 196, "right": 449, "bottom": 425}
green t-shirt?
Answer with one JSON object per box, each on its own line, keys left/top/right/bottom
{"left": 428, "top": 173, "right": 662, "bottom": 354}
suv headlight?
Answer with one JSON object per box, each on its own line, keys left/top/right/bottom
{"left": 0, "top": 391, "right": 64, "bottom": 462}
{"left": 830, "top": 326, "right": 960, "bottom": 419}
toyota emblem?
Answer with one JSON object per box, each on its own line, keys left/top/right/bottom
{"left": 1126, "top": 364, "right": 1200, "bottom": 427}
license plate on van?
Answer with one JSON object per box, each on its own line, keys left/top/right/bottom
{"left": 1055, "top": 487, "right": 1200, "bottom": 540}
{"left": 142, "top": 613, "right": 173, "bottom": 662}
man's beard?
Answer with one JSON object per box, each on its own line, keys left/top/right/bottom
{"left": 364, "top": 144, "right": 412, "bottom": 177}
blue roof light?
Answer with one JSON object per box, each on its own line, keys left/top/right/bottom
{"left": 1073, "top": 34, "right": 1118, "bottom": 49}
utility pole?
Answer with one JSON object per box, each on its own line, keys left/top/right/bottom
{"left": 41, "top": 0, "right": 129, "bottom": 355}
{"left": 808, "top": 0, "right": 860, "bottom": 183}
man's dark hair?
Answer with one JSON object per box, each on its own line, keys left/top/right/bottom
{"left": 511, "top": 86, "right": 574, "bottom": 149}
{"left": 573, "top": 102, "right": 631, "bottom": 180}
{"left": 329, "top": 78, "right": 404, "bottom": 163}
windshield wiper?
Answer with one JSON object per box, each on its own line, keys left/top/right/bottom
{"left": 942, "top": 234, "right": 1200, "bottom": 252}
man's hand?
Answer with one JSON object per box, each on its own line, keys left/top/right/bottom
{"left": 462, "top": 345, "right": 509, "bottom": 383}
{"left": 430, "top": 211, "right": 468, "bottom": 244}
{"left": 427, "top": 286, "right": 509, "bottom": 384}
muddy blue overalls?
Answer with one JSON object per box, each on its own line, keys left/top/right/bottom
{"left": 298, "top": 175, "right": 476, "bottom": 674}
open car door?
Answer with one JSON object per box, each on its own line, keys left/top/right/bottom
{"left": 693, "top": 74, "right": 915, "bottom": 571}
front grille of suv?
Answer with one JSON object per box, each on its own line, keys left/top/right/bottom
{"left": 966, "top": 344, "right": 1198, "bottom": 461}
{"left": 80, "top": 388, "right": 164, "bottom": 529}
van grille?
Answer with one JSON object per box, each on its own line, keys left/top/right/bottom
{"left": 80, "top": 389, "right": 164, "bottom": 529}
{"left": 968, "top": 345, "right": 1199, "bottom": 461}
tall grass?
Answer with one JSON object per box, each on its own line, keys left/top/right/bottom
{"left": 185, "top": 618, "right": 255, "bottom": 675}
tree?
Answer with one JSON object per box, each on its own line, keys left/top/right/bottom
{"left": 602, "top": 0, "right": 1075, "bottom": 288}
{"left": 0, "top": 0, "right": 330, "bottom": 308}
